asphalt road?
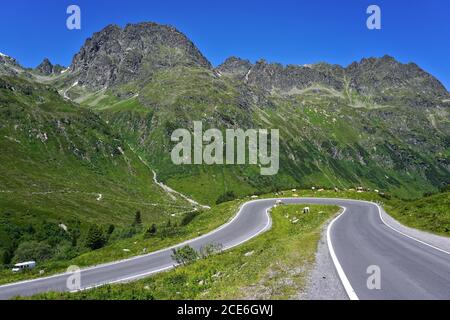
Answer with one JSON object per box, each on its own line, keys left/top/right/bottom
{"left": 0, "top": 198, "right": 449, "bottom": 300}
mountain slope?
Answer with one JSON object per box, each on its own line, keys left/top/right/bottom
{"left": 0, "top": 74, "right": 194, "bottom": 267}
{"left": 28, "top": 22, "right": 450, "bottom": 204}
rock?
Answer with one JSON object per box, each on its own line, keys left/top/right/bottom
{"left": 35, "top": 58, "right": 65, "bottom": 75}
{"left": 244, "top": 251, "right": 254, "bottom": 257}
{"left": 70, "top": 22, "right": 212, "bottom": 89}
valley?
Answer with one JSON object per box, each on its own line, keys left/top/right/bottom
{"left": 0, "top": 21, "right": 449, "bottom": 299}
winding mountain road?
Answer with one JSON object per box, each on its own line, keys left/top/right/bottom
{"left": 0, "top": 198, "right": 449, "bottom": 300}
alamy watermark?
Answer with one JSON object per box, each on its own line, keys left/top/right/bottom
{"left": 366, "top": 265, "right": 381, "bottom": 290}
{"left": 367, "top": 5, "right": 381, "bottom": 30}
{"left": 66, "top": 5, "right": 81, "bottom": 30}
{"left": 170, "top": 121, "right": 279, "bottom": 176}
{"left": 66, "top": 265, "right": 81, "bottom": 291}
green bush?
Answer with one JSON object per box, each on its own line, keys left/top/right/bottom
{"left": 85, "top": 225, "right": 106, "bottom": 250}
{"left": 199, "top": 242, "right": 223, "bottom": 258}
{"left": 143, "top": 224, "right": 157, "bottom": 239}
{"left": 133, "top": 211, "right": 142, "bottom": 227}
{"left": 12, "top": 241, "right": 53, "bottom": 263}
{"left": 216, "top": 191, "right": 236, "bottom": 204}
{"left": 171, "top": 245, "right": 198, "bottom": 266}
{"left": 180, "top": 211, "right": 198, "bottom": 226}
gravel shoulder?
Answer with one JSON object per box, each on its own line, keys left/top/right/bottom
{"left": 299, "top": 212, "right": 348, "bottom": 300}
{"left": 301, "top": 205, "right": 450, "bottom": 300}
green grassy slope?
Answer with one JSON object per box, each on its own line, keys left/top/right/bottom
{"left": 23, "top": 204, "right": 340, "bottom": 300}
{"left": 0, "top": 75, "right": 191, "bottom": 271}
{"left": 385, "top": 190, "right": 450, "bottom": 236}
{"left": 71, "top": 66, "right": 449, "bottom": 205}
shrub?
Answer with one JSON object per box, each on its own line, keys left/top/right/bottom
{"left": 107, "top": 224, "right": 115, "bottom": 235}
{"left": 85, "top": 225, "right": 106, "bottom": 250}
{"left": 12, "top": 241, "right": 53, "bottom": 263}
{"left": 216, "top": 191, "right": 236, "bottom": 204}
{"left": 171, "top": 245, "right": 198, "bottom": 266}
{"left": 133, "top": 211, "right": 142, "bottom": 226}
{"left": 180, "top": 211, "right": 198, "bottom": 226}
{"left": 143, "top": 224, "right": 157, "bottom": 239}
{"left": 199, "top": 242, "right": 223, "bottom": 258}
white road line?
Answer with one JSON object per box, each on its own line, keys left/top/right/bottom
{"left": 0, "top": 200, "right": 260, "bottom": 290}
{"left": 326, "top": 207, "right": 359, "bottom": 300}
{"left": 4, "top": 197, "right": 445, "bottom": 297}
{"left": 71, "top": 203, "right": 274, "bottom": 292}
{"left": 375, "top": 203, "right": 450, "bottom": 256}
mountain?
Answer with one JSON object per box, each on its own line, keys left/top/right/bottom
{"left": 0, "top": 53, "right": 27, "bottom": 77}
{"left": 218, "top": 55, "right": 449, "bottom": 108}
{"left": 68, "top": 23, "right": 211, "bottom": 90}
{"left": 4, "top": 22, "right": 450, "bottom": 207}
{"left": 0, "top": 72, "right": 192, "bottom": 266}
{"left": 35, "top": 58, "right": 65, "bottom": 75}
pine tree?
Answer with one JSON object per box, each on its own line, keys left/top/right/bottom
{"left": 85, "top": 225, "right": 106, "bottom": 250}
{"left": 133, "top": 211, "right": 142, "bottom": 226}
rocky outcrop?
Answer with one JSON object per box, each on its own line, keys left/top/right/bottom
{"left": 70, "top": 22, "right": 212, "bottom": 89}
{"left": 217, "top": 56, "right": 253, "bottom": 80}
{"left": 36, "top": 58, "right": 54, "bottom": 75}
{"left": 35, "top": 58, "right": 65, "bottom": 75}
{"left": 216, "top": 55, "right": 449, "bottom": 106}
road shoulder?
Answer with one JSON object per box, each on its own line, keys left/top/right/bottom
{"left": 380, "top": 207, "right": 450, "bottom": 253}
{"left": 299, "top": 213, "right": 348, "bottom": 300}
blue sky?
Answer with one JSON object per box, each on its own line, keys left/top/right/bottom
{"left": 0, "top": 0, "right": 449, "bottom": 89}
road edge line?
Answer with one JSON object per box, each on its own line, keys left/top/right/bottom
{"left": 72, "top": 204, "right": 274, "bottom": 292}
{"left": 326, "top": 207, "right": 359, "bottom": 300}
{"left": 375, "top": 204, "right": 450, "bottom": 255}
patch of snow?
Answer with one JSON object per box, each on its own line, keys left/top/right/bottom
{"left": 244, "top": 69, "right": 252, "bottom": 82}
{"left": 0, "top": 52, "right": 8, "bottom": 58}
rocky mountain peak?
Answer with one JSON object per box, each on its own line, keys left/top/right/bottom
{"left": 36, "top": 58, "right": 54, "bottom": 75}
{"left": 345, "top": 55, "right": 449, "bottom": 103}
{"left": 70, "top": 22, "right": 212, "bottom": 89}
{"left": 0, "top": 52, "right": 25, "bottom": 76}
{"left": 35, "top": 58, "right": 65, "bottom": 75}
{"left": 244, "top": 59, "right": 345, "bottom": 92}
{"left": 216, "top": 56, "right": 253, "bottom": 79}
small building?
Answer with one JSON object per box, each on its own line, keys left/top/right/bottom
{"left": 12, "top": 261, "right": 36, "bottom": 273}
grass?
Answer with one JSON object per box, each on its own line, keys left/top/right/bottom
{"left": 4, "top": 188, "right": 449, "bottom": 286}
{"left": 7, "top": 188, "right": 450, "bottom": 299}
{"left": 0, "top": 200, "right": 241, "bottom": 285}
{"left": 384, "top": 191, "right": 450, "bottom": 237}
{"left": 23, "top": 204, "right": 340, "bottom": 300}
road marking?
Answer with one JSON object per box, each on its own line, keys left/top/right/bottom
{"left": 327, "top": 207, "right": 359, "bottom": 300}
{"left": 375, "top": 203, "right": 450, "bottom": 256}
{"left": 0, "top": 199, "right": 270, "bottom": 291}
{"left": 73, "top": 203, "right": 274, "bottom": 291}
{"left": 3, "top": 197, "right": 446, "bottom": 297}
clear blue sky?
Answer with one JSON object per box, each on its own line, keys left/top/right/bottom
{"left": 1, "top": 0, "right": 449, "bottom": 89}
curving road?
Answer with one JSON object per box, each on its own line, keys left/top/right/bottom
{"left": 0, "top": 198, "right": 449, "bottom": 300}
